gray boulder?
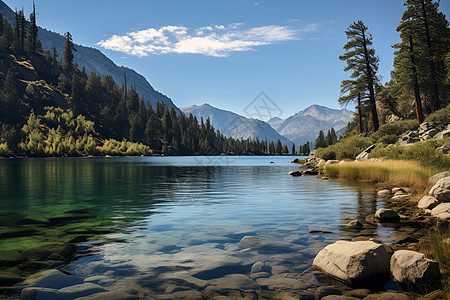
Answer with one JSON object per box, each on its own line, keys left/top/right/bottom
{"left": 417, "top": 196, "right": 439, "bottom": 210}
{"left": 433, "top": 124, "right": 450, "bottom": 139}
{"left": 430, "top": 203, "right": 450, "bottom": 220}
{"left": 398, "top": 130, "right": 419, "bottom": 146}
{"left": 428, "top": 177, "right": 450, "bottom": 202}
{"left": 356, "top": 145, "right": 376, "bottom": 161}
{"left": 312, "top": 241, "right": 391, "bottom": 285}
{"left": 429, "top": 171, "right": 450, "bottom": 185}
{"left": 375, "top": 209, "right": 400, "bottom": 222}
{"left": 390, "top": 250, "right": 441, "bottom": 285}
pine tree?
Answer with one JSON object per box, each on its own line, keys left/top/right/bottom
{"left": 315, "top": 130, "right": 326, "bottom": 149}
{"left": 340, "top": 21, "right": 380, "bottom": 131}
{"left": 28, "top": 1, "right": 36, "bottom": 52}
{"left": 63, "top": 32, "right": 76, "bottom": 73}
{"left": 330, "top": 128, "right": 338, "bottom": 144}
{"left": 291, "top": 143, "right": 296, "bottom": 155}
{"left": 393, "top": 0, "right": 449, "bottom": 113}
{"left": 275, "top": 139, "right": 282, "bottom": 155}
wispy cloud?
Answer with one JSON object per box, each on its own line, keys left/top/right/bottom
{"left": 98, "top": 23, "right": 316, "bottom": 57}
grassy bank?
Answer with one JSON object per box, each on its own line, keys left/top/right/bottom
{"left": 324, "top": 160, "right": 433, "bottom": 190}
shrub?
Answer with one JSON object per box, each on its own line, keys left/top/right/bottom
{"left": 317, "top": 136, "right": 372, "bottom": 160}
{"left": 321, "top": 149, "right": 336, "bottom": 160}
{"left": 370, "top": 137, "right": 450, "bottom": 172}
{"left": 370, "top": 119, "right": 419, "bottom": 144}
{"left": 425, "top": 103, "right": 450, "bottom": 127}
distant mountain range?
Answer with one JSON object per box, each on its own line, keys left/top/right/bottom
{"left": 181, "top": 104, "right": 293, "bottom": 146}
{"left": 183, "top": 104, "right": 353, "bottom": 147}
{"left": 0, "top": 0, "right": 179, "bottom": 113}
{"left": 268, "top": 105, "right": 353, "bottom": 146}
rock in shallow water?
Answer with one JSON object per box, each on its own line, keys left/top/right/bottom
{"left": 21, "top": 269, "right": 83, "bottom": 289}
{"left": 58, "top": 283, "right": 107, "bottom": 299}
{"left": 375, "top": 209, "right": 400, "bottom": 222}
{"left": 390, "top": 250, "right": 441, "bottom": 285}
{"left": 312, "top": 241, "right": 391, "bottom": 285}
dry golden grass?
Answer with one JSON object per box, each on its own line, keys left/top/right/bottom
{"left": 325, "top": 160, "right": 433, "bottom": 190}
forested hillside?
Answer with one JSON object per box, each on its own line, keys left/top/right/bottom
{"left": 0, "top": 10, "right": 286, "bottom": 157}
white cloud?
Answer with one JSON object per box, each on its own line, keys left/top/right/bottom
{"left": 97, "top": 23, "right": 314, "bottom": 57}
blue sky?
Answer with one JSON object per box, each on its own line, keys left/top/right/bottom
{"left": 5, "top": 0, "right": 449, "bottom": 118}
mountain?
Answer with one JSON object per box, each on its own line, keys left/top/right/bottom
{"left": 268, "top": 105, "right": 354, "bottom": 146}
{"left": 0, "top": 1, "right": 179, "bottom": 113}
{"left": 181, "top": 104, "right": 294, "bottom": 147}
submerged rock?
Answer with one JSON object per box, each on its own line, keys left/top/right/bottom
{"left": 0, "top": 271, "right": 23, "bottom": 285}
{"left": 21, "top": 269, "right": 83, "bottom": 289}
{"left": 21, "top": 287, "right": 60, "bottom": 300}
{"left": 58, "top": 282, "right": 107, "bottom": 299}
{"left": 0, "top": 227, "right": 39, "bottom": 238}
{"left": 240, "top": 236, "right": 298, "bottom": 252}
{"left": 251, "top": 261, "right": 271, "bottom": 274}
{"left": 0, "top": 250, "right": 27, "bottom": 266}
{"left": 312, "top": 241, "right": 391, "bottom": 285}
{"left": 315, "top": 286, "right": 342, "bottom": 299}
{"left": 212, "top": 274, "right": 260, "bottom": 291}
{"left": 390, "top": 250, "right": 441, "bottom": 285}
{"left": 75, "top": 291, "right": 139, "bottom": 300}
{"left": 22, "top": 243, "right": 75, "bottom": 261}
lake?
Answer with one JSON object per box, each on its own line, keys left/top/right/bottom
{"left": 0, "top": 156, "right": 402, "bottom": 298}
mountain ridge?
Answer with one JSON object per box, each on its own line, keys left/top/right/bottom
{"left": 181, "top": 103, "right": 294, "bottom": 147}
{"left": 268, "top": 104, "right": 354, "bottom": 146}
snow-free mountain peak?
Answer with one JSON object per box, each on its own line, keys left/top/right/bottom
{"left": 268, "top": 104, "right": 354, "bottom": 146}
{"left": 181, "top": 104, "right": 293, "bottom": 147}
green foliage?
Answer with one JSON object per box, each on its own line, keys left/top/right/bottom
{"left": 424, "top": 103, "right": 450, "bottom": 127}
{"left": 370, "top": 119, "right": 419, "bottom": 143}
{"left": 369, "top": 137, "right": 450, "bottom": 172}
{"left": 430, "top": 228, "right": 450, "bottom": 298}
{"left": 317, "top": 136, "right": 372, "bottom": 160}
{"left": 339, "top": 20, "right": 380, "bottom": 131}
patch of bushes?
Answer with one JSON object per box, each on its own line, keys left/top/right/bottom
{"left": 0, "top": 107, "right": 152, "bottom": 157}
{"left": 369, "top": 137, "right": 450, "bottom": 172}
{"left": 425, "top": 103, "right": 450, "bottom": 127}
{"left": 370, "top": 119, "right": 419, "bottom": 144}
{"left": 316, "top": 136, "right": 372, "bottom": 160}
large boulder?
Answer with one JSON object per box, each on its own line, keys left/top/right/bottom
{"left": 430, "top": 203, "right": 450, "bottom": 220}
{"left": 417, "top": 196, "right": 439, "bottom": 210}
{"left": 312, "top": 241, "right": 391, "bottom": 285}
{"left": 428, "top": 177, "right": 450, "bottom": 202}
{"left": 433, "top": 124, "right": 450, "bottom": 139}
{"left": 390, "top": 250, "right": 441, "bottom": 285}
{"left": 429, "top": 171, "right": 450, "bottom": 185}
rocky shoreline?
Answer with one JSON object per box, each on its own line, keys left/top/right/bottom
{"left": 288, "top": 152, "right": 450, "bottom": 299}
